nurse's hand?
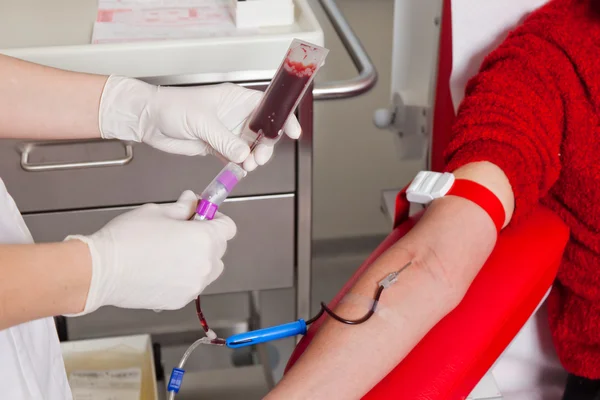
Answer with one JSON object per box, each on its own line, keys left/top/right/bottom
{"left": 64, "top": 191, "right": 235, "bottom": 315}
{"left": 98, "top": 76, "right": 302, "bottom": 171}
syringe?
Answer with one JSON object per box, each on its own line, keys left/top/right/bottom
{"left": 193, "top": 39, "right": 329, "bottom": 220}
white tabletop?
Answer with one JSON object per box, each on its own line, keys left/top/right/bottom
{"left": 0, "top": 0, "right": 324, "bottom": 84}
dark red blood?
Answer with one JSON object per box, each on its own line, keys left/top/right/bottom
{"left": 195, "top": 296, "right": 210, "bottom": 333}
{"left": 248, "top": 59, "right": 315, "bottom": 139}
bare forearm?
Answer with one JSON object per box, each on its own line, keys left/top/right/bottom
{"left": 268, "top": 162, "right": 514, "bottom": 399}
{"left": 0, "top": 54, "right": 107, "bottom": 140}
{"left": 0, "top": 241, "right": 91, "bottom": 330}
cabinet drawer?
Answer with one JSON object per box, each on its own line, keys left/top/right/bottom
{"left": 0, "top": 137, "right": 295, "bottom": 213}
{"left": 23, "top": 194, "right": 295, "bottom": 294}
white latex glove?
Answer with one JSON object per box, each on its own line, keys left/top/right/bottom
{"left": 64, "top": 191, "right": 235, "bottom": 315}
{"left": 99, "top": 75, "right": 302, "bottom": 171}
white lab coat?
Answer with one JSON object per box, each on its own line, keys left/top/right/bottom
{"left": 0, "top": 178, "right": 72, "bottom": 399}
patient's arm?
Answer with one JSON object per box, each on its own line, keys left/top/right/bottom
{"left": 267, "top": 162, "right": 512, "bottom": 400}
{"left": 268, "top": 26, "right": 572, "bottom": 400}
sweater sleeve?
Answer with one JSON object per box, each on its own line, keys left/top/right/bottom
{"left": 444, "top": 32, "right": 568, "bottom": 222}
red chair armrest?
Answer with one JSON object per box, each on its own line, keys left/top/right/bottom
{"left": 285, "top": 206, "right": 568, "bottom": 399}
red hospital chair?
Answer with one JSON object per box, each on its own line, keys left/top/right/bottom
{"left": 284, "top": 0, "right": 570, "bottom": 398}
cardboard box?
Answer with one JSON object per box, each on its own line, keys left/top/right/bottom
{"left": 229, "top": 0, "right": 295, "bottom": 29}
{"left": 61, "top": 334, "right": 158, "bottom": 400}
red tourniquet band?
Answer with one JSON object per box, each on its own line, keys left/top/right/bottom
{"left": 394, "top": 186, "right": 411, "bottom": 229}
{"left": 448, "top": 179, "right": 505, "bottom": 233}
{"left": 394, "top": 178, "right": 506, "bottom": 234}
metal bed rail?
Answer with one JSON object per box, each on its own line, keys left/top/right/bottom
{"left": 240, "top": 0, "right": 378, "bottom": 100}
{"left": 313, "top": 0, "right": 378, "bottom": 100}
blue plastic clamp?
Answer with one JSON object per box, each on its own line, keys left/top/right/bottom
{"left": 167, "top": 368, "right": 185, "bottom": 393}
{"left": 226, "top": 319, "right": 307, "bottom": 349}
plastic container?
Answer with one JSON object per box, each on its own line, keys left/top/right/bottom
{"left": 61, "top": 334, "right": 158, "bottom": 400}
{"left": 195, "top": 38, "right": 329, "bottom": 220}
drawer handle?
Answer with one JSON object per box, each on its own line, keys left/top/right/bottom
{"left": 20, "top": 140, "right": 134, "bottom": 172}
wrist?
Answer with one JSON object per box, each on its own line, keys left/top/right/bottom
{"left": 63, "top": 234, "right": 109, "bottom": 316}
{"left": 58, "top": 240, "right": 93, "bottom": 315}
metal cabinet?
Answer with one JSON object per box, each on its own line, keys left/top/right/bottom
{"left": 0, "top": 0, "right": 377, "bottom": 392}
{"left": 23, "top": 194, "right": 296, "bottom": 295}
{"left": 1, "top": 138, "right": 295, "bottom": 213}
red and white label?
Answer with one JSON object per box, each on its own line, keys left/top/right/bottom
{"left": 92, "top": 0, "right": 255, "bottom": 44}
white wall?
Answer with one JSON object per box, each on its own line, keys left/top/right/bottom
{"left": 309, "top": 0, "right": 425, "bottom": 240}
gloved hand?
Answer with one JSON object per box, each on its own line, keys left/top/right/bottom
{"left": 99, "top": 75, "right": 302, "bottom": 171}
{"left": 64, "top": 191, "right": 235, "bottom": 315}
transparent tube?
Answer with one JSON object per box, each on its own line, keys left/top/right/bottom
{"left": 241, "top": 39, "right": 330, "bottom": 147}
{"left": 195, "top": 39, "right": 329, "bottom": 220}
{"left": 167, "top": 337, "right": 219, "bottom": 400}
{"left": 194, "top": 163, "right": 247, "bottom": 221}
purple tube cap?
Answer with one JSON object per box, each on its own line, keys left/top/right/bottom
{"left": 196, "top": 199, "right": 218, "bottom": 220}
{"left": 217, "top": 170, "right": 239, "bottom": 192}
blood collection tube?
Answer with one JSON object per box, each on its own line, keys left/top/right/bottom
{"left": 194, "top": 39, "right": 329, "bottom": 220}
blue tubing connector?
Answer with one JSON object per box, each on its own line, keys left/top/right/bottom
{"left": 226, "top": 319, "right": 307, "bottom": 348}
{"left": 167, "top": 368, "right": 185, "bottom": 393}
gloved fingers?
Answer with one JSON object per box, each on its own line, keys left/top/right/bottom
{"left": 204, "top": 259, "right": 225, "bottom": 289}
{"left": 162, "top": 190, "right": 199, "bottom": 220}
{"left": 210, "top": 150, "right": 230, "bottom": 165}
{"left": 202, "top": 122, "right": 251, "bottom": 164}
{"left": 241, "top": 144, "right": 272, "bottom": 171}
{"left": 147, "top": 136, "right": 211, "bottom": 156}
{"left": 209, "top": 212, "right": 237, "bottom": 241}
{"left": 283, "top": 115, "right": 302, "bottom": 139}
{"left": 242, "top": 153, "right": 258, "bottom": 172}
{"left": 252, "top": 143, "right": 274, "bottom": 166}
{"left": 218, "top": 85, "right": 264, "bottom": 132}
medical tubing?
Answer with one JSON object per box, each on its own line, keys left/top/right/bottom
{"left": 168, "top": 287, "right": 226, "bottom": 397}
{"left": 194, "top": 295, "right": 217, "bottom": 339}
{"left": 306, "top": 286, "right": 385, "bottom": 326}
{"left": 190, "top": 263, "right": 413, "bottom": 354}
{"left": 305, "top": 262, "right": 412, "bottom": 326}
{"left": 219, "top": 285, "right": 384, "bottom": 352}
{"left": 168, "top": 296, "right": 228, "bottom": 397}
{"left": 167, "top": 337, "right": 215, "bottom": 399}
{"left": 167, "top": 267, "right": 416, "bottom": 399}
{"left": 220, "top": 283, "right": 386, "bottom": 350}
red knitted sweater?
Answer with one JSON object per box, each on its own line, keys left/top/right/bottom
{"left": 445, "top": 0, "right": 600, "bottom": 378}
